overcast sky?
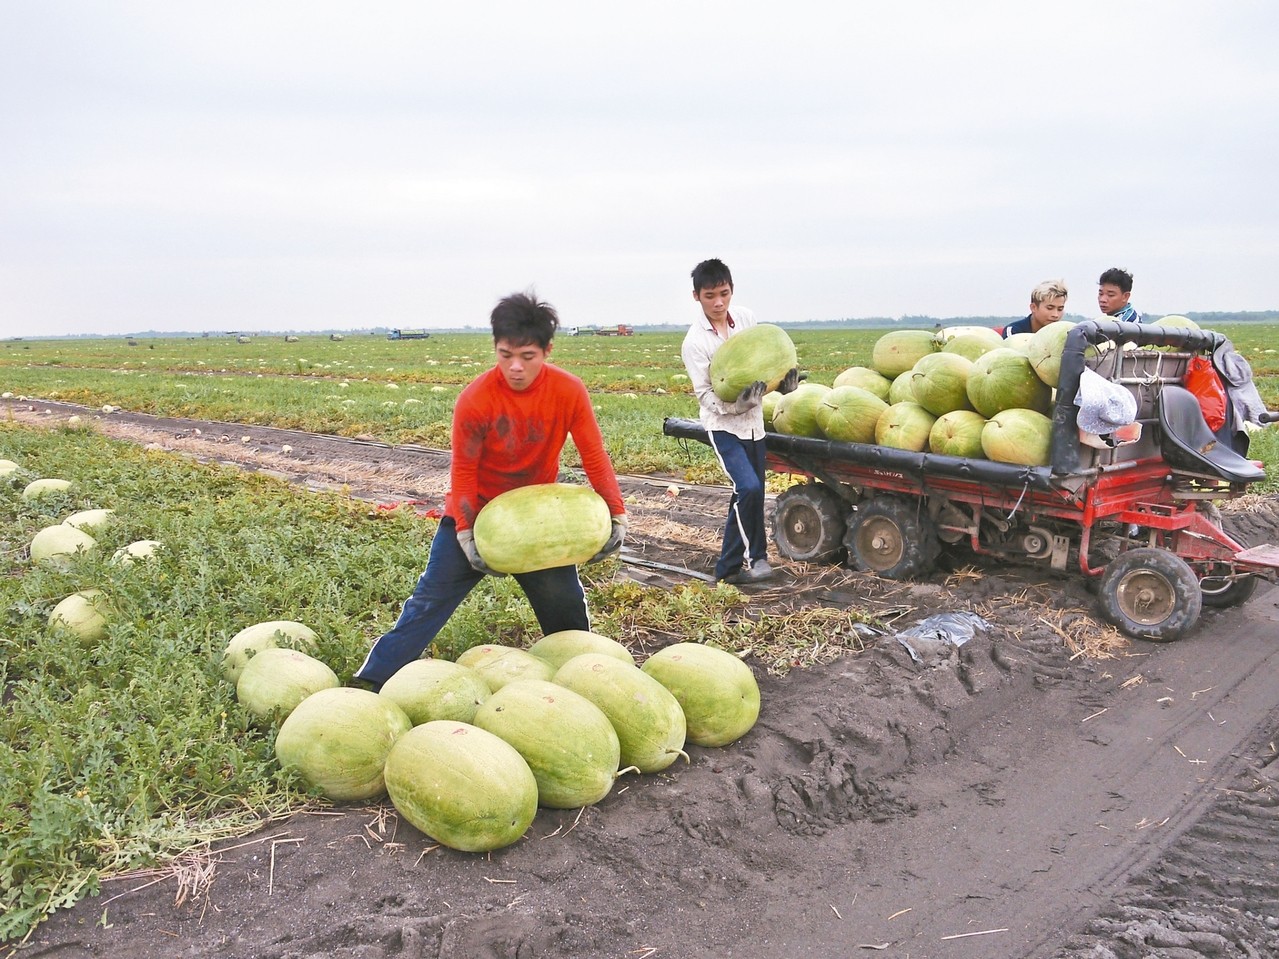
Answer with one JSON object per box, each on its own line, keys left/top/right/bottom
{"left": 3, "top": 1, "right": 1277, "bottom": 338}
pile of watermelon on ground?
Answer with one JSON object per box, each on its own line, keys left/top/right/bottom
{"left": 14, "top": 463, "right": 760, "bottom": 855}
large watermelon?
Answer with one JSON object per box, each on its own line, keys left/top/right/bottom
{"left": 456, "top": 644, "right": 556, "bottom": 691}
{"left": 383, "top": 721, "right": 538, "bottom": 852}
{"left": 30, "top": 524, "right": 96, "bottom": 567}
{"left": 62, "top": 508, "right": 115, "bottom": 533}
{"left": 981, "top": 408, "right": 1053, "bottom": 466}
{"left": 237, "top": 648, "right": 340, "bottom": 724}
{"left": 526, "top": 630, "right": 635, "bottom": 671}
{"left": 553, "top": 653, "right": 687, "bottom": 773}
{"left": 379, "top": 659, "right": 492, "bottom": 725}
{"left": 871, "top": 330, "right": 937, "bottom": 378}
{"left": 22, "top": 478, "right": 72, "bottom": 501}
{"left": 966, "top": 348, "right": 1052, "bottom": 418}
{"left": 928, "top": 410, "right": 987, "bottom": 459}
{"left": 472, "top": 679, "right": 621, "bottom": 809}
{"left": 708, "top": 324, "right": 798, "bottom": 402}
{"left": 939, "top": 329, "right": 1003, "bottom": 362}
{"left": 832, "top": 366, "right": 893, "bottom": 401}
{"left": 1025, "top": 321, "right": 1075, "bottom": 388}
{"left": 875, "top": 402, "right": 937, "bottom": 452}
{"left": 814, "top": 386, "right": 888, "bottom": 444}
{"left": 772, "top": 383, "right": 831, "bottom": 438}
{"left": 472, "top": 483, "right": 611, "bottom": 575}
{"left": 641, "top": 643, "right": 760, "bottom": 747}
{"left": 48, "top": 589, "right": 111, "bottom": 645}
{"left": 274, "top": 687, "right": 412, "bottom": 801}
{"left": 222, "top": 620, "right": 319, "bottom": 683}
{"left": 909, "top": 352, "right": 975, "bottom": 416}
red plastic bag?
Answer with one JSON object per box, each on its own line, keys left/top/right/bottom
{"left": 1183, "top": 356, "right": 1227, "bottom": 431}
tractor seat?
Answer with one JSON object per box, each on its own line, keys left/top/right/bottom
{"left": 1158, "top": 385, "right": 1265, "bottom": 483}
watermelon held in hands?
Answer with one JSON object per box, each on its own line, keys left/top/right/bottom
{"left": 384, "top": 721, "right": 538, "bottom": 852}
{"left": 708, "top": 324, "right": 798, "bottom": 402}
{"left": 641, "top": 643, "right": 761, "bottom": 748}
{"left": 472, "top": 483, "right": 611, "bottom": 574}
{"left": 553, "top": 653, "right": 688, "bottom": 774}
{"left": 274, "top": 687, "right": 412, "bottom": 801}
{"left": 472, "top": 679, "right": 621, "bottom": 809}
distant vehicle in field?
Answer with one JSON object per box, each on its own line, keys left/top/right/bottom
{"left": 387, "top": 329, "right": 431, "bottom": 340}
{"left": 594, "top": 325, "right": 634, "bottom": 336}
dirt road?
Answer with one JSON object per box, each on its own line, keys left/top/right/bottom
{"left": 10, "top": 398, "right": 1279, "bottom": 959}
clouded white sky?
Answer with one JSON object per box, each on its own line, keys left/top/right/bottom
{"left": 3, "top": 1, "right": 1277, "bottom": 337}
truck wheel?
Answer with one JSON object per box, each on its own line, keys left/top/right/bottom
{"left": 1098, "top": 548, "right": 1202, "bottom": 642}
{"left": 1194, "top": 503, "right": 1259, "bottom": 608}
{"left": 772, "top": 483, "right": 847, "bottom": 563}
{"left": 845, "top": 496, "right": 939, "bottom": 579}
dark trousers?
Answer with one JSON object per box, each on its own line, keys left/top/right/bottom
{"left": 707, "top": 430, "right": 768, "bottom": 581}
{"left": 354, "top": 517, "right": 590, "bottom": 687}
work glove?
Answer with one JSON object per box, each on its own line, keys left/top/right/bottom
{"left": 456, "top": 528, "right": 506, "bottom": 577}
{"left": 735, "top": 380, "right": 768, "bottom": 408}
{"left": 777, "top": 367, "right": 807, "bottom": 395}
{"left": 588, "top": 515, "right": 628, "bottom": 564}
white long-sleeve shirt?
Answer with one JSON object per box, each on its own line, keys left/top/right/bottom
{"left": 680, "top": 306, "right": 765, "bottom": 440}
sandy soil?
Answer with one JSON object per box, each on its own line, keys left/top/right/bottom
{"left": 8, "top": 399, "right": 1279, "bottom": 959}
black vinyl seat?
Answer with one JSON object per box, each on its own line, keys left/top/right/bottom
{"left": 1158, "top": 385, "right": 1265, "bottom": 483}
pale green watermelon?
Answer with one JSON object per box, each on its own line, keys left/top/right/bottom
{"left": 929, "top": 410, "right": 987, "bottom": 458}
{"left": 379, "top": 659, "right": 492, "bottom": 725}
{"left": 875, "top": 402, "right": 937, "bottom": 452}
{"left": 641, "top": 643, "right": 760, "bottom": 748}
{"left": 456, "top": 644, "right": 556, "bottom": 692}
{"left": 709, "top": 324, "right": 798, "bottom": 401}
{"left": 48, "top": 589, "right": 111, "bottom": 645}
{"left": 472, "top": 679, "right": 621, "bottom": 809}
{"left": 554, "top": 653, "right": 687, "bottom": 773}
{"left": 526, "top": 630, "right": 635, "bottom": 671}
{"left": 472, "top": 483, "right": 611, "bottom": 574}
{"left": 274, "top": 687, "right": 412, "bottom": 801}
{"left": 384, "top": 721, "right": 538, "bottom": 852}
{"left": 872, "top": 330, "right": 937, "bottom": 378}
{"left": 967, "top": 348, "right": 1052, "bottom": 418}
{"left": 815, "top": 386, "right": 889, "bottom": 444}
{"left": 981, "top": 408, "right": 1053, "bottom": 466}
{"left": 832, "top": 366, "right": 893, "bottom": 401}
{"left": 30, "top": 524, "right": 96, "bottom": 567}
{"left": 237, "top": 648, "right": 340, "bottom": 724}
{"left": 910, "top": 352, "right": 976, "bottom": 416}
{"left": 222, "top": 620, "right": 319, "bottom": 683}
{"left": 772, "top": 383, "right": 831, "bottom": 438}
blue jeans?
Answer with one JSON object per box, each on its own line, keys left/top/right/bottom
{"left": 353, "top": 517, "right": 591, "bottom": 687}
{"left": 707, "top": 430, "right": 768, "bottom": 581}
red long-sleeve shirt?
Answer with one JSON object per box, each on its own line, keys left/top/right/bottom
{"left": 445, "top": 364, "right": 626, "bottom": 530}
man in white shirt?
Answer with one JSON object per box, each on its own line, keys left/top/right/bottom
{"left": 680, "top": 258, "right": 799, "bottom": 583}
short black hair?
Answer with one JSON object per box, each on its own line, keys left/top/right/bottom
{"left": 1098, "top": 267, "right": 1133, "bottom": 294}
{"left": 490, "top": 290, "right": 558, "bottom": 349}
{"left": 691, "top": 258, "right": 733, "bottom": 292}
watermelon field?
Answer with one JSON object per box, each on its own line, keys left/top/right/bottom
{"left": 4, "top": 326, "right": 1279, "bottom": 958}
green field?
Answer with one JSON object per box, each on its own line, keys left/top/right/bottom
{"left": 6, "top": 326, "right": 1278, "bottom": 485}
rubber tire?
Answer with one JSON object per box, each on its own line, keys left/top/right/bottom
{"left": 1195, "top": 502, "right": 1259, "bottom": 609}
{"left": 844, "top": 495, "right": 939, "bottom": 579}
{"left": 1098, "top": 547, "right": 1202, "bottom": 642}
{"left": 772, "top": 483, "right": 847, "bottom": 563}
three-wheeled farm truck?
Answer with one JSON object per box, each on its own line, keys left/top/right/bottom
{"left": 664, "top": 319, "right": 1279, "bottom": 641}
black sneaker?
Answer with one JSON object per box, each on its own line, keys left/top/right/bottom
{"left": 347, "top": 676, "right": 380, "bottom": 693}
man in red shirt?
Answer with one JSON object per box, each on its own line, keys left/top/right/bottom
{"left": 353, "top": 291, "right": 627, "bottom": 690}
